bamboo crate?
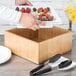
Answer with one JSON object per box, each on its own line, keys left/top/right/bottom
{"left": 5, "top": 26, "right": 72, "bottom": 64}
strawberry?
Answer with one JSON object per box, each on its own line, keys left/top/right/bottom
{"left": 41, "top": 16, "right": 48, "bottom": 21}
{"left": 38, "top": 12, "right": 44, "bottom": 16}
{"left": 37, "top": 9, "right": 42, "bottom": 13}
{"left": 39, "top": 15, "right": 43, "bottom": 18}
{"left": 45, "top": 13, "right": 50, "bottom": 18}
{"left": 43, "top": 8, "right": 47, "bottom": 13}
{"left": 47, "top": 7, "right": 50, "bottom": 12}
{"left": 25, "top": 8, "right": 31, "bottom": 13}
{"left": 42, "top": 13, "right": 45, "bottom": 16}
{"left": 38, "top": 7, "right": 43, "bottom": 13}
{"left": 48, "top": 16, "right": 54, "bottom": 21}
{"left": 15, "top": 7, "right": 19, "bottom": 11}
{"left": 40, "top": 8, "right": 43, "bottom": 11}
{"left": 20, "top": 8, "right": 25, "bottom": 13}
{"left": 33, "top": 8, "right": 37, "bottom": 12}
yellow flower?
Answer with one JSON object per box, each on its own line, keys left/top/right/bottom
{"left": 69, "top": 10, "right": 76, "bottom": 21}
{"left": 65, "top": 5, "right": 74, "bottom": 12}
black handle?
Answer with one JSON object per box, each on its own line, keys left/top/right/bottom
{"left": 30, "top": 54, "right": 62, "bottom": 76}
{"left": 49, "top": 54, "right": 62, "bottom": 63}
{"left": 59, "top": 60, "right": 72, "bottom": 69}
{"left": 33, "top": 67, "right": 52, "bottom": 76}
{"left": 30, "top": 64, "right": 44, "bottom": 76}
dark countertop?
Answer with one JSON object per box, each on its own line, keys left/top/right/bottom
{"left": 0, "top": 35, "right": 76, "bottom": 76}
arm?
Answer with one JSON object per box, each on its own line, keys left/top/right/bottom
{"left": 0, "top": 4, "right": 22, "bottom": 24}
{"left": 0, "top": 4, "right": 44, "bottom": 31}
{"left": 15, "top": 0, "right": 32, "bottom": 6}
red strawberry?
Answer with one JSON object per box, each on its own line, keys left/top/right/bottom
{"left": 39, "top": 15, "right": 43, "bottom": 18}
{"left": 43, "top": 8, "right": 47, "bottom": 13}
{"left": 20, "top": 8, "right": 25, "bottom": 13}
{"left": 38, "top": 9, "right": 41, "bottom": 13}
{"left": 45, "top": 13, "right": 50, "bottom": 18}
{"left": 38, "top": 7, "right": 43, "bottom": 13}
{"left": 25, "top": 8, "right": 31, "bottom": 13}
{"left": 42, "top": 13, "right": 45, "bottom": 16}
{"left": 40, "top": 8, "right": 43, "bottom": 11}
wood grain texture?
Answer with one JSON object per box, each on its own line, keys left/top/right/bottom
{"left": 0, "top": 35, "right": 76, "bottom": 76}
{"left": 5, "top": 27, "right": 72, "bottom": 64}
{"left": 5, "top": 30, "right": 39, "bottom": 64}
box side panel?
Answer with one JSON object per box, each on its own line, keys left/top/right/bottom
{"left": 39, "top": 32, "right": 72, "bottom": 63}
{"left": 48, "top": 32, "right": 72, "bottom": 58}
{"left": 38, "top": 27, "right": 70, "bottom": 42}
{"left": 7, "top": 28, "right": 39, "bottom": 41}
{"left": 5, "top": 31, "right": 39, "bottom": 64}
{"left": 39, "top": 41, "right": 49, "bottom": 64}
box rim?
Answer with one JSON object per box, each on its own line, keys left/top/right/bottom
{"left": 5, "top": 31, "right": 39, "bottom": 44}
{"left": 39, "top": 31, "right": 72, "bottom": 43}
{"left": 5, "top": 27, "right": 72, "bottom": 43}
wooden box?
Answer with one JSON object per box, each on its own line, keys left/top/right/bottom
{"left": 5, "top": 27, "right": 72, "bottom": 64}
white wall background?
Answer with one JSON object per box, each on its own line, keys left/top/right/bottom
{"left": 0, "top": 0, "right": 76, "bottom": 34}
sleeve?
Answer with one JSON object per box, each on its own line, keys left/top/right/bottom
{"left": 0, "top": 4, "right": 22, "bottom": 24}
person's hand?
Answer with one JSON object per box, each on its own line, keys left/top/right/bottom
{"left": 15, "top": 0, "right": 32, "bottom": 6}
{"left": 19, "top": 13, "right": 45, "bottom": 31}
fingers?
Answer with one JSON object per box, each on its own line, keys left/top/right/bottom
{"left": 30, "top": 27, "right": 36, "bottom": 31}
{"left": 35, "top": 20, "right": 41, "bottom": 24}
{"left": 31, "top": 14, "right": 45, "bottom": 26}
{"left": 35, "top": 20, "right": 45, "bottom": 26}
{"left": 25, "top": 1, "right": 32, "bottom": 6}
{"left": 32, "top": 13, "right": 37, "bottom": 17}
{"left": 27, "top": 23, "right": 40, "bottom": 31}
{"left": 30, "top": 25, "right": 40, "bottom": 31}
{"left": 34, "top": 25, "right": 40, "bottom": 29}
{"left": 28, "top": 19, "right": 45, "bottom": 31}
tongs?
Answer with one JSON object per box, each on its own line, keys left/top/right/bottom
{"left": 30, "top": 54, "right": 76, "bottom": 76}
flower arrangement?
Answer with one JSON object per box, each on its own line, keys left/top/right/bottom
{"left": 65, "top": 5, "right": 76, "bottom": 31}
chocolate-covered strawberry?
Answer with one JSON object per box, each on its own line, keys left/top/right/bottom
{"left": 43, "top": 8, "right": 48, "bottom": 13}
{"left": 41, "top": 16, "right": 48, "bottom": 21}
{"left": 45, "top": 13, "right": 50, "bottom": 18}
{"left": 15, "top": 7, "right": 19, "bottom": 11}
{"left": 38, "top": 7, "right": 43, "bottom": 13}
{"left": 38, "top": 12, "right": 44, "bottom": 16}
{"left": 33, "top": 8, "right": 37, "bottom": 12}
{"left": 48, "top": 16, "right": 54, "bottom": 21}
{"left": 47, "top": 7, "right": 50, "bottom": 12}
